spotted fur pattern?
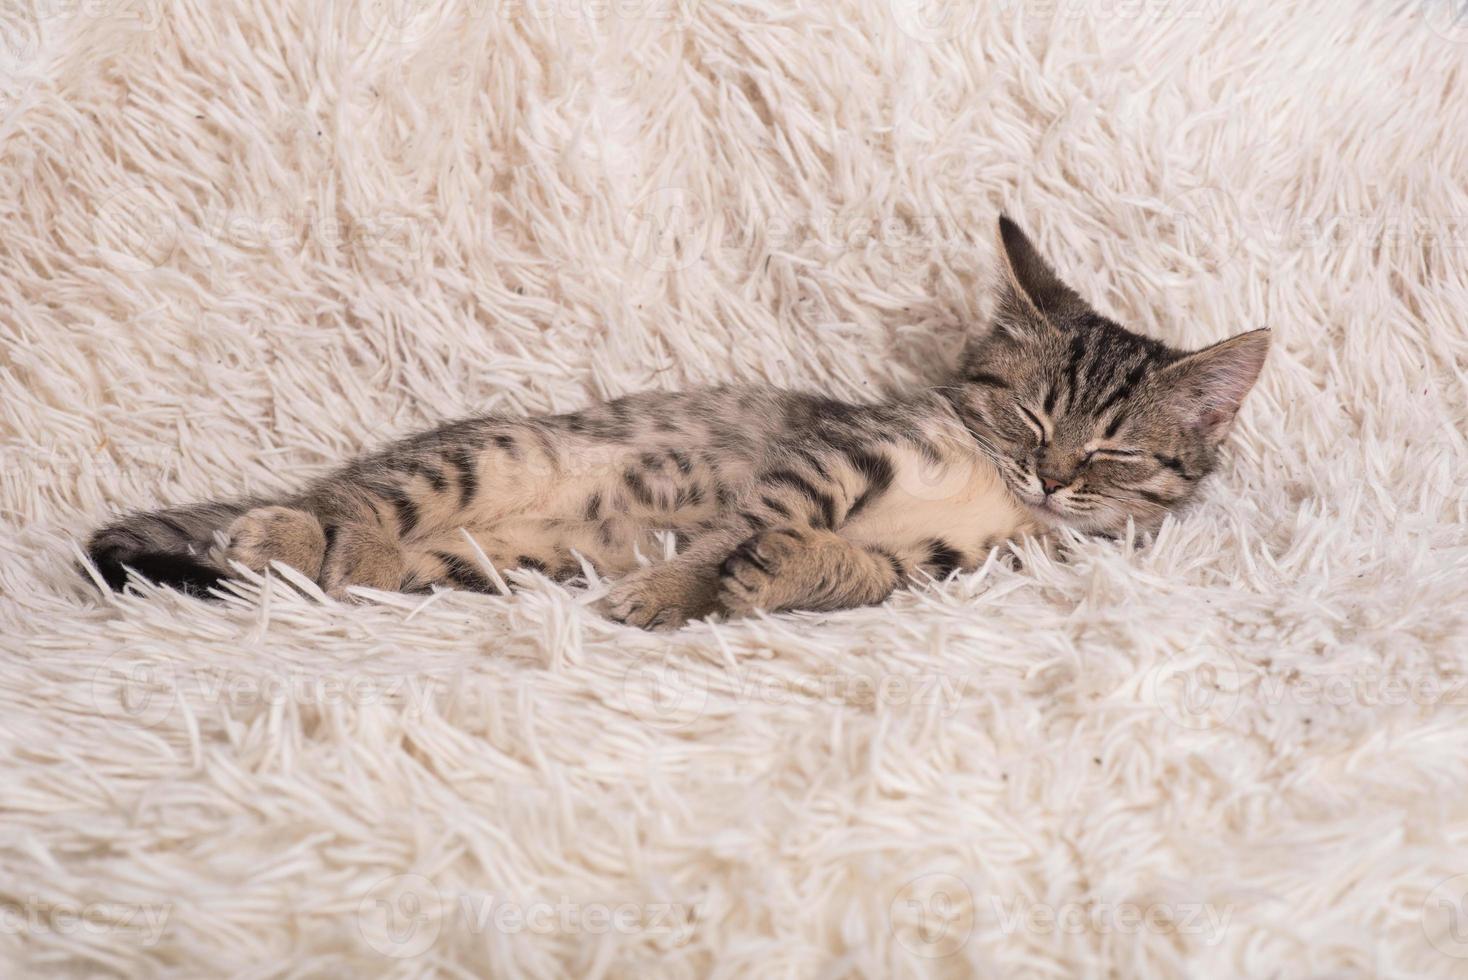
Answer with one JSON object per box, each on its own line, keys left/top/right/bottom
{"left": 86, "top": 218, "right": 1269, "bottom": 628}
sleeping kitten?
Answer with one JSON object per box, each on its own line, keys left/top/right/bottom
{"left": 86, "top": 217, "right": 1269, "bottom": 628}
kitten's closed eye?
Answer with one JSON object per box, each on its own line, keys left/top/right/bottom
{"left": 1016, "top": 405, "right": 1048, "bottom": 442}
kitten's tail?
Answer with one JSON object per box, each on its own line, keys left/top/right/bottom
{"left": 85, "top": 500, "right": 254, "bottom": 596}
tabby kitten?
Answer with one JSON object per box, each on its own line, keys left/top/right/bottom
{"left": 86, "top": 217, "right": 1269, "bottom": 628}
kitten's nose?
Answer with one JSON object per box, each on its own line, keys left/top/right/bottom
{"left": 1039, "top": 475, "right": 1067, "bottom": 495}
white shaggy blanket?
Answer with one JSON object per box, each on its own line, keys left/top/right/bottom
{"left": 3, "top": 0, "right": 1467, "bottom": 974}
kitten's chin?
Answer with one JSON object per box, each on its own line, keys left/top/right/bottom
{"left": 1020, "top": 497, "right": 1114, "bottom": 535}
{"left": 1020, "top": 498, "right": 1069, "bottom": 526}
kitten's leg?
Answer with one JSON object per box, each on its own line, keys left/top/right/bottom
{"left": 716, "top": 526, "right": 905, "bottom": 617}
{"left": 172, "top": 501, "right": 403, "bottom": 597}
{"left": 405, "top": 517, "right": 737, "bottom": 627}
{"left": 220, "top": 488, "right": 415, "bottom": 598}
{"left": 399, "top": 516, "right": 680, "bottom": 591}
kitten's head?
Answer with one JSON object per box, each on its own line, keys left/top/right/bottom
{"left": 950, "top": 216, "right": 1269, "bottom": 536}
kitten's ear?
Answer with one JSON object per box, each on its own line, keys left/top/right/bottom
{"left": 993, "top": 215, "right": 1090, "bottom": 334}
{"left": 1158, "top": 328, "right": 1271, "bottom": 441}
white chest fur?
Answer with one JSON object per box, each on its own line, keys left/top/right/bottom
{"left": 843, "top": 442, "right": 1038, "bottom": 556}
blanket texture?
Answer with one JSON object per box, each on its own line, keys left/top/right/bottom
{"left": 2, "top": 0, "right": 1467, "bottom": 975}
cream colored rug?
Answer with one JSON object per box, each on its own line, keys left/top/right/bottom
{"left": 3, "top": 0, "right": 1467, "bottom": 975}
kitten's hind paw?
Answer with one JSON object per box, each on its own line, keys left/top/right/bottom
{"left": 223, "top": 506, "right": 326, "bottom": 580}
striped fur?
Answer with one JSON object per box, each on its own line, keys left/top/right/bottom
{"left": 86, "top": 218, "right": 1268, "bottom": 627}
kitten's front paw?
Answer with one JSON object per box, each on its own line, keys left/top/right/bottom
{"left": 599, "top": 564, "right": 715, "bottom": 630}
{"left": 716, "top": 527, "right": 806, "bottom": 616}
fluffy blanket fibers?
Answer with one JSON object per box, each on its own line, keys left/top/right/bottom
{"left": 2, "top": 0, "right": 1467, "bottom": 975}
